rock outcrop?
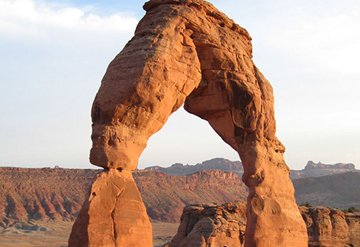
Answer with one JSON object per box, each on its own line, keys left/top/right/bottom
{"left": 300, "top": 206, "right": 360, "bottom": 247}
{"left": 168, "top": 201, "right": 247, "bottom": 247}
{"left": 70, "top": 0, "right": 307, "bottom": 246}
{"left": 169, "top": 202, "right": 360, "bottom": 247}
{"left": 290, "top": 161, "right": 357, "bottom": 180}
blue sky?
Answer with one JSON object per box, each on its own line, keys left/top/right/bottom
{"left": 1, "top": 0, "right": 359, "bottom": 170}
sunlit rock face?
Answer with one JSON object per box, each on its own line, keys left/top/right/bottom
{"left": 69, "top": 0, "right": 308, "bottom": 246}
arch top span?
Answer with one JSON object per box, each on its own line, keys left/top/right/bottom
{"left": 70, "top": 1, "right": 308, "bottom": 246}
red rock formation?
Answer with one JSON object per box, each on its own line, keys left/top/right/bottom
{"left": 71, "top": 0, "right": 307, "bottom": 246}
{"left": 69, "top": 169, "right": 152, "bottom": 246}
{"left": 168, "top": 201, "right": 247, "bottom": 247}
{"left": 0, "top": 167, "right": 93, "bottom": 227}
{"left": 300, "top": 206, "right": 360, "bottom": 247}
{"left": 169, "top": 203, "right": 360, "bottom": 247}
{"left": 0, "top": 166, "right": 246, "bottom": 226}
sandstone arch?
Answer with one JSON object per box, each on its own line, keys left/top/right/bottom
{"left": 69, "top": 1, "right": 308, "bottom": 246}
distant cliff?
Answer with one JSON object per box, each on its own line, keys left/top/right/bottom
{"left": 145, "top": 158, "right": 244, "bottom": 177}
{"left": 145, "top": 158, "right": 358, "bottom": 180}
{"left": 0, "top": 167, "right": 247, "bottom": 227}
{"left": 0, "top": 167, "right": 96, "bottom": 228}
{"left": 290, "top": 161, "right": 356, "bottom": 179}
{"left": 136, "top": 170, "right": 247, "bottom": 222}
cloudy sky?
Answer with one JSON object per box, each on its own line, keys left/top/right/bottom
{"left": 1, "top": 0, "right": 359, "bottom": 170}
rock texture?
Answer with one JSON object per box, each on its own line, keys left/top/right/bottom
{"left": 169, "top": 203, "right": 360, "bottom": 247}
{"left": 72, "top": 0, "right": 307, "bottom": 246}
{"left": 0, "top": 167, "right": 96, "bottom": 228}
{"left": 69, "top": 169, "right": 152, "bottom": 247}
{"left": 300, "top": 206, "right": 360, "bottom": 247}
{"left": 290, "top": 161, "right": 357, "bottom": 180}
{"left": 168, "top": 201, "right": 247, "bottom": 247}
{"left": 145, "top": 158, "right": 243, "bottom": 177}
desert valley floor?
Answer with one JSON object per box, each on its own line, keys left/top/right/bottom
{"left": 0, "top": 221, "right": 179, "bottom": 247}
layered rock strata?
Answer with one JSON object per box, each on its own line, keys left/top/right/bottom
{"left": 70, "top": 0, "right": 307, "bottom": 246}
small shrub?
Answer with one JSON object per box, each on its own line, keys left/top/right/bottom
{"left": 300, "top": 202, "right": 312, "bottom": 207}
{"left": 348, "top": 207, "right": 357, "bottom": 213}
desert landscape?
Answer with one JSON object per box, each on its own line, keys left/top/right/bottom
{"left": 1, "top": 158, "right": 360, "bottom": 246}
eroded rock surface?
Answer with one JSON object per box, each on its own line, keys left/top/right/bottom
{"left": 168, "top": 201, "right": 247, "bottom": 247}
{"left": 169, "top": 203, "right": 360, "bottom": 247}
{"left": 68, "top": 169, "right": 152, "bottom": 247}
{"left": 300, "top": 206, "right": 360, "bottom": 247}
{"left": 71, "top": 0, "right": 307, "bottom": 246}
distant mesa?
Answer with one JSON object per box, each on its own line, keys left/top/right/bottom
{"left": 144, "top": 158, "right": 243, "bottom": 177}
{"left": 144, "top": 158, "right": 358, "bottom": 180}
{"left": 290, "top": 160, "right": 357, "bottom": 180}
{"left": 304, "top": 160, "right": 355, "bottom": 170}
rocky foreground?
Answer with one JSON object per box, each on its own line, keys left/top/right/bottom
{"left": 166, "top": 201, "right": 360, "bottom": 247}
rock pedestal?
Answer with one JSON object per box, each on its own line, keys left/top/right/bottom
{"left": 69, "top": 0, "right": 308, "bottom": 246}
{"left": 68, "top": 169, "right": 152, "bottom": 246}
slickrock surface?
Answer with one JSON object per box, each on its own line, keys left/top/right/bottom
{"left": 73, "top": 0, "right": 307, "bottom": 246}
{"left": 168, "top": 201, "right": 247, "bottom": 247}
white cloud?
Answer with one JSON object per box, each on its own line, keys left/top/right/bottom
{"left": 262, "top": 3, "right": 360, "bottom": 75}
{"left": 0, "top": 0, "right": 138, "bottom": 39}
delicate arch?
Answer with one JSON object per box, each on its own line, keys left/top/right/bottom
{"left": 69, "top": 1, "right": 308, "bottom": 246}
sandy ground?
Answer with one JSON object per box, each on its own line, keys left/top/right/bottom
{"left": 0, "top": 221, "right": 179, "bottom": 247}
